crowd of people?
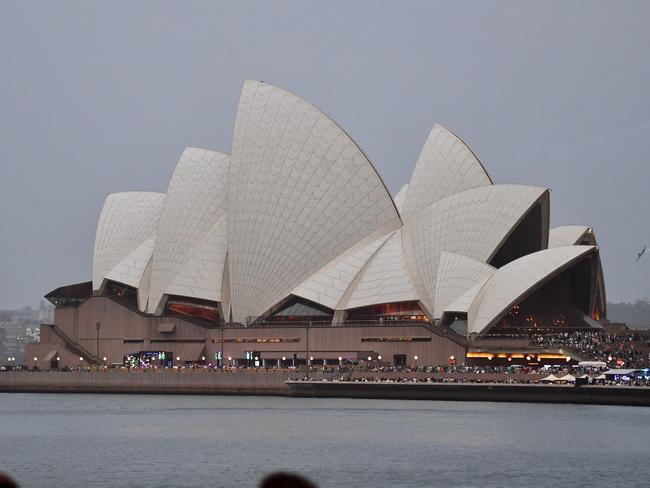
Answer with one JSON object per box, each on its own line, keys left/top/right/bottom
{"left": 528, "top": 330, "right": 650, "bottom": 368}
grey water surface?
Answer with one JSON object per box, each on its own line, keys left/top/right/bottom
{"left": 0, "top": 393, "right": 648, "bottom": 488}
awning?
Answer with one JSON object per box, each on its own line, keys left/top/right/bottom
{"left": 604, "top": 369, "right": 636, "bottom": 375}
{"left": 157, "top": 323, "right": 176, "bottom": 333}
{"left": 578, "top": 361, "right": 607, "bottom": 368}
{"left": 558, "top": 374, "right": 576, "bottom": 382}
{"left": 540, "top": 374, "right": 558, "bottom": 382}
{"left": 44, "top": 350, "right": 58, "bottom": 361}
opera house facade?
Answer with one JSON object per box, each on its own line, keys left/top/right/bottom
{"left": 27, "top": 80, "right": 607, "bottom": 370}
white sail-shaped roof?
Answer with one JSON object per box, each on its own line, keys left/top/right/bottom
{"left": 164, "top": 214, "right": 228, "bottom": 303}
{"left": 92, "top": 191, "right": 165, "bottom": 292}
{"left": 147, "top": 148, "right": 229, "bottom": 313}
{"left": 228, "top": 80, "right": 401, "bottom": 322}
{"left": 548, "top": 225, "right": 595, "bottom": 248}
{"left": 433, "top": 252, "right": 495, "bottom": 319}
{"left": 443, "top": 278, "right": 492, "bottom": 316}
{"left": 103, "top": 235, "right": 156, "bottom": 290}
{"left": 401, "top": 124, "right": 492, "bottom": 220}
{"left": 137, "top": 258, "right": 153, "bottom": 312}
{"left": 291, "top": 233, "right": 392, "bottom": 310}
{"left": 402, "top": 184, "right": 549, "bottom": 314}
{"left": 341, "top": 229, "right": 419, "bottom": 310}
{"left": 468, "top": 245, "right": 597, "bottom": 335}
{"left": 393, "top": 184, "right": 409, "bottom": 214}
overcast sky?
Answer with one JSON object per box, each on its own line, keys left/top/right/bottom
{"left": 1, "top": 0, "right": 649, "bottom": 309}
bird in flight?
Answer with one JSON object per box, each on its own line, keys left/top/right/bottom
{"left": 637, "top": 246, "right": 647, "bottom": 262}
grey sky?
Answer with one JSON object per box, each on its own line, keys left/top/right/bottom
{"left": 1, "top": 0, "right": 649, "bottom": 309}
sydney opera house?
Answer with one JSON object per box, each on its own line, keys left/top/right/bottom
{"left": 27, "top": 80, "right": 607, "bottom": 370}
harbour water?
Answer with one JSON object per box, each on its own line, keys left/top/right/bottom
{"left": 0, "top": 393, "right": 648, "bottom": 488}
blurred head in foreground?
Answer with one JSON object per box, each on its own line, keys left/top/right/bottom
{"left": 260, "top": 472, "right": 317, "bottom": 488}
{"left": 0, "top": 473, "right": 18, "bottom": 488}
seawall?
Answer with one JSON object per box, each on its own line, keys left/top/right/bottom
{"left": 0, "top": 371, "right": 292, "bottom": 396}
{"left": 2, "top": 372, "right": 649, "bottom": 406}
{"left": 286, "top": 381, "right": 650, "bottom": 407}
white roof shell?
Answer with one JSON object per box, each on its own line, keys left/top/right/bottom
{"left": 92, "top": 191, "right": 165, "bottom": 292}
{"left": 433, "top": 252, "right": 495, "bottom": 319}
{"left": 401, "top": 124, "right": 492, "bottom": 220}
{"left": 402, "top": 184, "right": 549, "bottom": 314}
{"left": 291, "top": 233, "right": 391, "bottom": 310}
{"left": 103, "top": 235, "right": 156, "bottom": 290}
{"left": 393, "top": 184, "right": 409, "bottom": 214}
{"left": 548, "top": 225, "right": 595, "bottom": 248}
{"left": 227, "top": 80, "right": 401, "bottom": 322}
{"left": 163, "top": 214, "right": 228, "bottom": 304}
{"left": 147, "top": 148, "right": 229, "bottom": 313}
{"left": 468, "top": 245, "right": 597, "bottom": 335}
{"left": 443, "top": 278, "right": 492, "bottom": 316}
{"left": 340, "top": 229, "right": 419, "bottom": 310}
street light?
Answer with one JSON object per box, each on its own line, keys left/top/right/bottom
{"left": 377, "top": 355, "right": 382, "bottom": 361}
{"left": 414, "top": 355, "right": 418, "bottom": 368}
{"left": 95, "top": 321, "right": 101, "bottom": 371}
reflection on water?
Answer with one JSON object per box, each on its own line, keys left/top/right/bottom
{"left": 0, "top": 393, "right": 648, "bottom": 488}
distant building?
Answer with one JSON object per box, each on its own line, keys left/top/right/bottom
{"left": 38, "top": 300, "right": 54, "bottom": 324}
{"left": 28, "top": 80, "right": 606, "bottom": 370}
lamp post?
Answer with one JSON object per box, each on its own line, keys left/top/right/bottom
{"left": 95, "top": 321, "right": 101, "bottom": 371}
{"left": 305, "top": 320, "right": 311, "bottom": 381}
{"left": 414, "top": 355, "right": 419, "bottom": 369}
{"left": 220, "top": 324, "right": 225, "bottom": 369}
{"left": 33, "top": 356, "right": 38, "bottom": 370}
